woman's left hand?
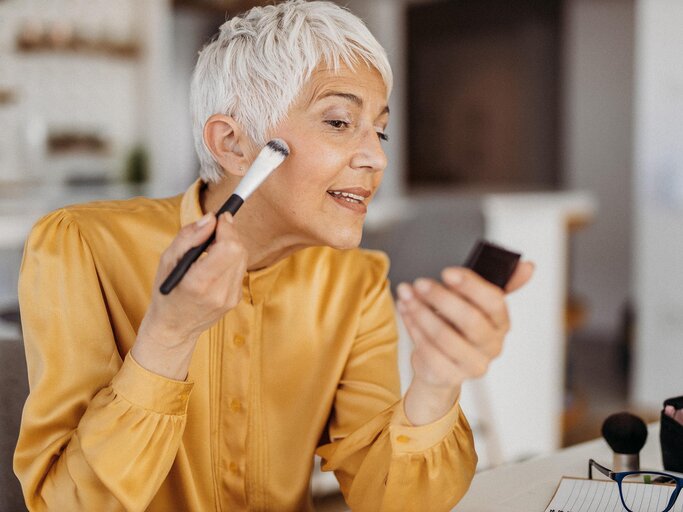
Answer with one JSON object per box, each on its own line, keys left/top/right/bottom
{"left": 398, "top": 262, "right": 535, "bottom": 425}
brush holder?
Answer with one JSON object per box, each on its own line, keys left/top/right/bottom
{"left": 661, "top": 395, "right": 683, "bottom": 472}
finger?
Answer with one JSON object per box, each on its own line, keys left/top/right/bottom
{"left": 441, "top": 267, "right": 509, "bottom": 328}
{"left": 412, "top": 278, "right": 498, "bottom": 345}
{"left": 399, "top": 302, "right": 468, "bottom": 386}
{"left": 505, "top": 261, "right": 535, "bottom": 294}
{"left": 409, "top": 326, "right": 467, "bottom": 388}
{"left": 397, "top": 297, "right": 429, "bottom": 349}
{"left": 159, "top": 213, "right": 216, "bottom": 269}
{"left": 665, "top": 405, "right": 675, "bottom": 418}
{"left": 157, "top": 213, "right": 216, "bottom": 279}
{"left": 398, "top": 283, "right": 494, "bottom": 372}
{"left": 188, "top": 213, "right": 246, "bottom": 284}
{"left": 675, "top": 409, "right": 683, "bottom": 425}
{"left": 214, "top": 212, "right": 235, "bottom": 241}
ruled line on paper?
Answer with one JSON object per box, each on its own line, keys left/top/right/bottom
{"left": 544, "top": 477, "right": 683, "bottom": 512}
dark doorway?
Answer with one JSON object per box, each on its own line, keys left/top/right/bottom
{"left": 407, "top": 0, "right": 563, "bottom": 189}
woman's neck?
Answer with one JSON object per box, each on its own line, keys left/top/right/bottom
{"left": 200, "top": 178, "right": 306, "bottom": 271}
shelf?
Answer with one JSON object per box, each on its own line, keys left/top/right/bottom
{"left": 173, "top": 0, "right": 271, "bottom": 15}
{"left": 47, "top": 132, "right": 110, "bottom": 156}
{"left": 567, "top": 212, "right": 594, "bottom": 233}
{"left": 17, "top": 39, "right": 140, "bottom": 59}
{"left": 15, "top": 22, "right": 141, "bottom": 60}
{"left": 0, "top": 89, "right": 17, "bottom": 106}
{"left": 565, "top": 295, "right": 589, "bottom": 333}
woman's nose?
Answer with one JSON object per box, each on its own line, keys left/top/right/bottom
{"left": 350, "top": 128, "right": 388, "bottom": 172}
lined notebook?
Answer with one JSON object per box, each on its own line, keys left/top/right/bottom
{"left": 545, "top": 477, "right": 683, "bottom": 512}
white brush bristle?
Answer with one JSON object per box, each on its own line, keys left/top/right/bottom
{"left": 266, "top": 138, "right": 290, "bottom": 157}
{"left": 232, "top": 139, "right": 290, "bottom": 200}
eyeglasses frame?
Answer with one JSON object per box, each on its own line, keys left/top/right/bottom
{"left": 588, "top": 458, "right": 683, "bottom": 512}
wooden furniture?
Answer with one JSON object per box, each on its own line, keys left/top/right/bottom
{"left": 459, "top": 191, "right": 597, "bottom": 467}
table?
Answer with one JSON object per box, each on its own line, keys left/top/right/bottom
{"left": 456, "top": 424, "right": 662, "bottom": 511}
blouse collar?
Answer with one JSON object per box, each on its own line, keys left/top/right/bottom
{"left": 180, "top": 178, "right": 205, "bottom": 228}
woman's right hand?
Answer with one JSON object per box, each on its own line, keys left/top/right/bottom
{"left": 131, "top": 212, "right": 248, "bottom": 379}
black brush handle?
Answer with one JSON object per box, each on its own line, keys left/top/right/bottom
{"left": 160, "top": 194, "right": 244, "bottom": 295}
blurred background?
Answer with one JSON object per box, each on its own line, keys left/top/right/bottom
{"left": 1, "top": 0, "right": 682, "bottom": 510}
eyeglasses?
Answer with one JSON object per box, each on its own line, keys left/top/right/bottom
{"left": 588, "top": 459, "right": 683, "bottom": 512}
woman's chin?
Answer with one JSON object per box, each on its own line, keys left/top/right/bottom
{"left": 322, "top": 228, "right": 363, "bottom": 250}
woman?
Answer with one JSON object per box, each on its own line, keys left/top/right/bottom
{"left": 14, "top": 1, "right": 533, "bottom": 511}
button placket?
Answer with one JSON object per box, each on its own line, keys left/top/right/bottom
{"left": 221, "top": 265, "right": 279, "bottom": 508}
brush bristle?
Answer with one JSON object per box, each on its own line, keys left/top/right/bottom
{"left": 230, "top": 138, "right": 289, "bottom": 200}
{"left": 602, "top": 412, "right": 648, "bottom": 454}
{"left": 266, "top": 138, "right": 290, "bottom": 157}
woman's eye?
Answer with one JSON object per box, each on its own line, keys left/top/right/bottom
{"left": 377, "top": 132, "right": 390, "bottom": 142}
{"left": 326, "top": 120, "right": 350, "bottom": 129}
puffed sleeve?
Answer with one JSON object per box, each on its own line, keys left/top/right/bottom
{"left": 14, "top": 210, "right": 192, "bottom": 512}
{"left": 316, "top": 252, "right": 478, "bottom": 512}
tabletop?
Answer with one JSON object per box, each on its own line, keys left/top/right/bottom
{"left": 455, "top": 424, "right": 662, "bottom": 511}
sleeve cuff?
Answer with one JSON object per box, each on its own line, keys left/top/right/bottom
{"left": 389, "top": 398, "right": 462, "bottom": 453}
{"left": 111, "top": 352, "right": 194, "bottom": 415}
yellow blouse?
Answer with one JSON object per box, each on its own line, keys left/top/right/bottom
{"left": 14, "top": 179, "right": 477, "bottom": 512}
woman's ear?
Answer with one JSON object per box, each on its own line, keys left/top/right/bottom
{"left": 203, "top": 114, "right": 251, "bottom": 177}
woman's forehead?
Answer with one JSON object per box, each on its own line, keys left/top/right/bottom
{"left": 299, "top": 63, "right": 389, "bottom": 110}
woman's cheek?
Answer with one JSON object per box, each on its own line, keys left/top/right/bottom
{"left": 373, "top": 170, "right": 384, "bottom": 187}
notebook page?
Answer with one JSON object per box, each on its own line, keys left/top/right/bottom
{"left": 544, "top": 477, "right": 683, "bottom": 512}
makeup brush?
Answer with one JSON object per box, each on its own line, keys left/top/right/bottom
{"left": 601, "top": 412, "right": 648, "bottom": 472}
{"left": 160, "top": 138, "right": 290, "bottom": 295}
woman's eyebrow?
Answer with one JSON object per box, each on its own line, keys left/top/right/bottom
{"left": 316, "top": 91, "right": 390, "bottom": 116}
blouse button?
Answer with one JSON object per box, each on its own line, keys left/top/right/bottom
{"left": 396, "top": 435, "right": 411, "bottom": 444}
{"left": 233, "top": 335, "right": 245, "bottom": 347}
{"left": 230, "top": 399, "right": 242, "bottom": 412}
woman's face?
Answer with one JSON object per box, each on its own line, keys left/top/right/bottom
{"left": 255, "top": 62, "right": 390, "bottom": 250}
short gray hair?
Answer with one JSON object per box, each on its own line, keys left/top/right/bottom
{"left": 190, "top": 0, "right": 393, "bottom": 183}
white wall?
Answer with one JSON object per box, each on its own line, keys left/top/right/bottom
{"left": 163, "top": 9, "right": 219, "bottom": 194}
{"left": 0, "top": 0, "right": 147, "bottom": 184}
{"left": 563, "top": 0, "right": 635, "bottom": 335}
{"left": 475, "top": 192, "right": 596, "bottom": 464}
{"left": 139, "top": 0, "right": 173, "bottom": 194}
{"left": 632, "top": 0, "right": 683, "bottom": 407}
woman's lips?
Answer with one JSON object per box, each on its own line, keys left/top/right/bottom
{"left": 327, "top": 187, "right": 371, "bottom": 199}
{"left": 327, "top": 189, "right": 369, "bottom": 214}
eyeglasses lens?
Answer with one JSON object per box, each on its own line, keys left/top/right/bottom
{"left": 621, "top": 473, "right": 678, "bottom": 512}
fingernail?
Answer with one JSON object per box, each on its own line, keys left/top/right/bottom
{"left": 444, "top": 269, "right": 463, "bottom": 285}
{"left": 665, "top": 405, "right": 675, "bottom": 417}
{"left": 397, "top": 283, "right": 413, "bottom": 301}
{"left": 414, "top": 278, "right": 431, "bottom": 294}
{"left": 221, "top": 213, "right": 234, "bottom": 223}
{"left": 196, "top": 212, "right": 212, "bottom": 228}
